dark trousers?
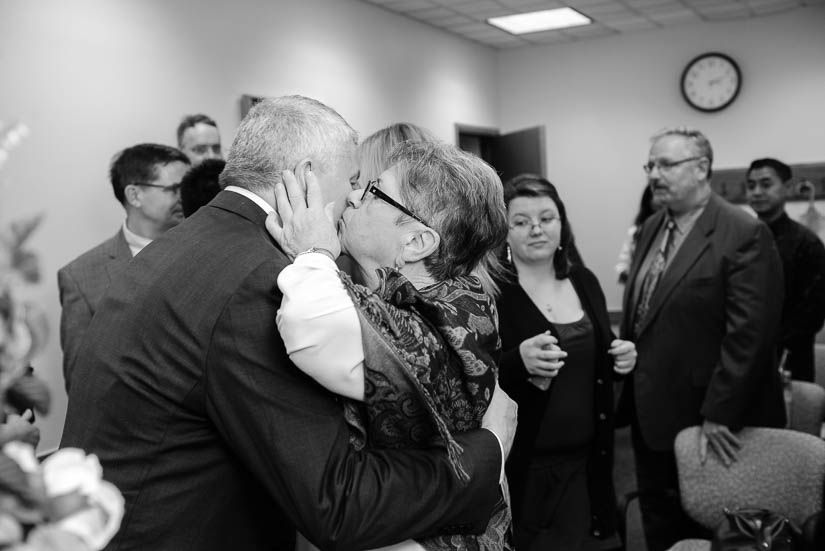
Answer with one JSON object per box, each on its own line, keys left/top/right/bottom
{"left": 785, "top": 336, "right": 815, "bottom": 382}
{"left": 514, "top": 452, "right": 591, "bottom": 551}
{"left": 630, "top": 423, "right": 710, "bottom": 551}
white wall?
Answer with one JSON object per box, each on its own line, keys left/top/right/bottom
{"left": 0, "top": 0, "right": 498, "bottom": 452}
{"left": 497, "top": 5, "right": 825, "bottom": 310}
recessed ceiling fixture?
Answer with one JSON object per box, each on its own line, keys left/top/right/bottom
{"left": 487, "top": 8, "right": 592, "bottom": 35}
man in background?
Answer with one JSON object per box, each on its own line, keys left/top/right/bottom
{"left": 58, "top": 143, "right": 189, "bottom": 390}
{"left": 746, "top": 157, "right": 825, "bottom": 382}
{"left": 619, "top": 127, "right": 786, "bottom": 551}
{"left": 177, "top": 113, "right": 222, "bottom": 165}
{"left": 180, "top": 158, "right": 225, "bottom": 217}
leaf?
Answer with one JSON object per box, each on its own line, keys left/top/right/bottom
{"left": 7, "top": 375, "right": 50, "bottom": 416}
{"left": 0, "top": 453, "right": 29, "bottom": 502}
{"left": 9, "top": 215, "right": 43, "bottom": 249}
{"left": 10, "top": 250, "right": 39, "bottom": 284}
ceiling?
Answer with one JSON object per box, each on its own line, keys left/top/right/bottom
{"left": 359, "top": 0, "right": 821, "bottom": 48}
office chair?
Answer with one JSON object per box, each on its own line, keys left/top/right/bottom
{"left": 815, "top": 343, "right": 825, "bottom": 389}
{"left": 666, "top": 426, "right": 825, "bottom": 551}
{"left": 789, "top": 380, "right": 825, "bottom": 437}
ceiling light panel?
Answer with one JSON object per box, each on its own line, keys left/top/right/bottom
{"left": 488, "top": 7, "right": 592, "bottom": 34}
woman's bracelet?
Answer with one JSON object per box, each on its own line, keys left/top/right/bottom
{"left": 294, "top": 247, "right": 337, "bottom": 261}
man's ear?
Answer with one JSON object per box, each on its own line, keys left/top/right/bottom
{"left": 124, "top": 185, "right": 141, "bottom": 208}
{"left": 695, "top": 157, "right": 711, "bottom": 181}
{"left": 399, "top": 227, "right": 440, "bottom": 264}
{"left": 293, "top": 158, "right": 313, "bottom": 190}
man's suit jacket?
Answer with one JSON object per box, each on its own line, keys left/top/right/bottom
{"left": 619, "top": 193, "right": 786, "bottom": 451}
{"left": 58, "top": 229, "right": 132, "bottom": 390}
{"left": 60, "top": 191, "right": 501, "bottom": 551}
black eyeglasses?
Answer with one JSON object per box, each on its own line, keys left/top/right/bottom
{"left": 361, "top": 180, "right": 427, "bottom": 225}
{"left": 643, "top": 156, "right": 703, "bottom": 174}
{"left": 136, "top": 182, "right": 182, "bottom": 194}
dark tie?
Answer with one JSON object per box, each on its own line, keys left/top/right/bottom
{"left": 633, "top": 219, "right": 676, "bottom": 338}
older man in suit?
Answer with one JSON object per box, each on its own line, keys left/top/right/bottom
{"left": 61, "top": 96, "right": 516, "bottom": 551}
{"left": 58, "top": 144, "right": 189, "bottom": 391}
{"left": 618, "top": 127, "right": 786, "bottom": 551}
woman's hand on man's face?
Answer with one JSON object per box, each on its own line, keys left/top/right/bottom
{"left": 266, "top": 168, "right": 341, "bottom": 260}
{"left": 519, "top": 331, "right": 567, "bottom": 379}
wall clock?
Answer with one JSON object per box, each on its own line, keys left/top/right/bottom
{"left": 680, "top": 52, "right": 742, "bottom": 112}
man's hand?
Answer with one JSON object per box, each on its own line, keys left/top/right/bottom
{"left": 519, "top": 331, "right": 567, "bottom": 379}
{"left": 481, "top": 383, "right": 517, "bottom": 460}
{"left": 698, "top": 420, "right": 742, "bottom": 467}
{"left": 608, "top": 339, "right": 637, "bottom": 375}
{"left": 265, "top": 168, "right": 340, "bottom": 260}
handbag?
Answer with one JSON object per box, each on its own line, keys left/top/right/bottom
{"left": 710, "top": 507, "right": 801, "bottom": 551}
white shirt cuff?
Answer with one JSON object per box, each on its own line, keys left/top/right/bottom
{"left": 485, "top": 428, "right": 506, "bottom": 484}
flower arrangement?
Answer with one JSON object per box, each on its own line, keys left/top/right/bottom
{"left": 0, "top": 121, "right": 124, "bottom": 550}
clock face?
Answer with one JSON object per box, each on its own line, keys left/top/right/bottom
{"left": 680, "top": 53, "right": 741, "bottom": 112}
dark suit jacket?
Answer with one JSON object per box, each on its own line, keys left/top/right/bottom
{"left": 60, "top": 191, "right": 501, "bottom": 551}
{"left": 58, "top": 229, "right": 132, "bottom": 391}
{"left": 618, "top": 193, "right": 786, "bottom": 451}
{"left": 497, "top": 264, "right": 618, "bottom": 539}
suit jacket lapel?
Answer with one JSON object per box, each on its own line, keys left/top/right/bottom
{"left": 104, "top": 229, "right": 133, "bottom": 283}
{"left": 635, "top": 194, "right": 720, "bottom": 338}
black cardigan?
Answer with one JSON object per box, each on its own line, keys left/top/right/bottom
{"left": 496, "top": 263, "right": 618, "bottom": 539}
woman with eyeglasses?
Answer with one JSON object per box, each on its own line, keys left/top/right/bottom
{"left": 268, "top": 140, "right": 514, "bottom": 551}
{"left": 496, "top": 174, "right": 636, "bottom": 551}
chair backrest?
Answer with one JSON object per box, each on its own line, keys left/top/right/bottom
{"left": 815, "top": 343, "right": 825, "bottom": 389}
{"left": 790, "top": 380, "right": 825, "bottom": 436}
{"left": 675, "top": 426, "right": 825, "bottom": 530}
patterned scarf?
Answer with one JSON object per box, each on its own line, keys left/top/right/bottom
{"left": 340, "top": 268, "right": 500, "bottom": 482}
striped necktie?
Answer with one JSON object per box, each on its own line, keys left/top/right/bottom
{"left": 633, "top": 219, "right": 676, "bottom": 338}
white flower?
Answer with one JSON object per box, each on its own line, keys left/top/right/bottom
{"left": 41, "top": 448, "right": 102, "bottom": 498}
{"left": 40, "top": 449, "right": 124, "bottom": 550}
{"left": 55, "top": 481, "right": 122, "bottom": 550}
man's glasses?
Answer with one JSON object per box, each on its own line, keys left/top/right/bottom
{"left": 643, "top": 156, "right": 703, "bottom": 174}
{"left": 508, "top": 216, "right": 559, "bottom": 233}
{"left": 136, "top": 183, "right": 182, "bottom": 194}
{"left": 362, "top": 180, "right": 427, "bottom": 225}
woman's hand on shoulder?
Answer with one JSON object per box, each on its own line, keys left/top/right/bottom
{"left": 609, "top": 339, "right": 637, "bottom": 374}
{"left": 518, "top": 331, "right": 567, "bottom": 379}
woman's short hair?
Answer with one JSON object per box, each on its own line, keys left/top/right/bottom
{"left": 503, "top": 174, "right": 576, "bottom": 279}
{"left": 387, "top": 141, "right": 507, "bottom": 284}
{"left": 357, "top": 123, "right": 438, "bottom": 187}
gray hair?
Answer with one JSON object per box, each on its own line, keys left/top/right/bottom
{"left": 651, "top": 126, "right": 714, "bottom": 178}
{"left": 388, "top": 142, "right": 507, "bottom": 287}
{"left": 220, "top": 95, "right": 357, "bottom": 194}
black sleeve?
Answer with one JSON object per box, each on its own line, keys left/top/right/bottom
{"left": 205, "top": 261, "right": 502, "bottom": 550}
